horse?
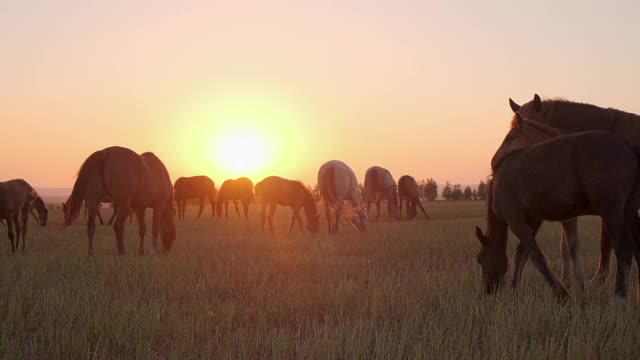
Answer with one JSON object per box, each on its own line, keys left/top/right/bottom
{"left": 59, "top": 146, "right": 176, "bottom": 256}
{"left": 254, "top": 176, "right": 319, "bottom": 235}
{"left": 363, "top": 166, "right": 399, "bottom": 221}
{"left": 317, "top": 160, "right": 367, "bottom": 233}
{"left": 64, "top": 195, "right": 134, "bottom": 226}
{"left": 398, "top": 175, "right": 429, "bottom": 220}
{"left": 508, "top": 94, "right": 640, "bottom": 286}
{"left": 30, "top": 196, "right": 48, "bottom": 226}
{"left": 174, "top": 176, "right": 217, "bottom": 220}
{"left": 476, "top": 114, "right": 640, "bottom": 301}
{"left": 216, "top": 177, "right": 253, "bottom": 219}
{"left": 0, "top": 179, "right": 39, "bottom": 253}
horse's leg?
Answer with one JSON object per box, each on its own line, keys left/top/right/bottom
{"left": 325, "top": 203, "right": 333, "bottom": 234}
{"left": 112, "top": 200, "right": 131, "bottom": 256}
{"left": 12, "top": 214, "right": 21, "bottom": 253}
{"left": 268, "top": 204, "right": 276, "bottom": 235}
{"left": 208, "top": 195, "right": 215, "bottom": 218}
{"left": 398, "top": 197, "right": 403, "bottom": 220}
{"left": 260, "top": 202, "right": 267, "bottom": 232}
{"left": 511, "top": 242, "right": 531, "bottom": 289}
{"left": 243, "top": 199, "right": 249, "bottom": 219}
{"left": 334, "top": 200, "right": 344, "bottom": 233}
{"left": 20, "top": 207, "right": 29, "bottom": 252}
{"left": 150, "top": 205, "right": 163, "bottom": 255}
{"left": 417, "top": 200, "right": 429, "bottom": 219}
{"left": 232, "top": 200, "right": 240, "bottom": 218}
{"left": 376, "top": 198, "right": 381, "bottom": 220}
{"left": 6, "top": 217, "right": 15, "bottom": 253}
{"left": 593, "top": 219, "right": 613, "bottom": 283}
{"left": 86, "top": 200, "right": 100, "bottom": 256}
{"left": 96, "top": 208, "right": 104, "bottom": 225}
{"left": 511, "top": 219, "right": 568, "bottom": 299}
{"left": 602, "top": 214, "right": 633, "bottom": 301}
{"left": 296, "top": 211, "right": 305, "bottom": 232}
{"left": 107, "top": 207, "right": 116, "bottom": 226}
{"left": 197, "top": 197, "right": 205, "bottom": 219}
{"left": 224, "top": 201, "right": 229, "bottom": 218}
{"left": 559, "top": 221, "right": 571, "bottom": 288}
{"left": 136, "top": 208, "right": 146, "bottom": 256}
{"left": 565, "top": 218, "right": 585, "bottom": 287}
{"left": 288, "top": 205, "right": 301, "bottom": 235}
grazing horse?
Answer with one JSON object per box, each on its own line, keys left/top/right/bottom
{"left": 216, "top": 177, "right": 253, "bottom": 219}
{"left": 59, "top": 146, "right": 176, "bottom": 256}
{"left": 508, "top": 94, "right": 640, "bottom": 286}
{"left": 0, "top": 179, "right": 39, "bottom": 253}
{"left": 398, "top": 175, "right": 429, "bottom": 220}
{"left": 174, "top": 176, "right": 217, "bottom": 220}
{"left": 363, "top": 166, "right": 399, "bottom": 220}
{"left": 254, "top": 176, "right": 320, "bottom": 235}
{"left": 476, "top": 114, "right": 640, "bottom": 301}
{"left": 318, "top": 160, "right": 367, "bottom": 233}
{"left": 29, "top": 196, "right": 48, "bottom": 226}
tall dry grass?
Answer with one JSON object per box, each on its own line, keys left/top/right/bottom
{"left": 0, "top": 202, "right": 637, "bottom": 359}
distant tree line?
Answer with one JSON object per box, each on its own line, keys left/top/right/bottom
{"left": 309, "top": 177, "right": 489, "bottom": 203}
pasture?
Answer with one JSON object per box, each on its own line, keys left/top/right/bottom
{"left": 1, "top": 201, "right": 638, "bottom": 359}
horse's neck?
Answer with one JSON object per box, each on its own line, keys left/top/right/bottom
{"left": 301, "top": 195, "right": 317, "bottom": 216}
{"left": 486, "top": 180, "right": 508, "bottom": 251}
{"left": 549, "top": 102, "right": 640, "bottom": 134}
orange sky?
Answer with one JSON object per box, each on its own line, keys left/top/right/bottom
{"left": 2, "top": 1, "right": 640, "bottom": 189}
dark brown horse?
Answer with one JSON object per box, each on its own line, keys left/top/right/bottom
{"left": 363, "top": 166, "right": 399, "bottom": 221}
{"left": 477, "top": 114, "right": 640, "bottom": 301}
{"left": 508, "top": 94, "right": 640, "bottom": 286}
{"left": 0, "top": 179, "right": 39, "bottom": 253}
{"left": 318, "top": 160, "right": 367, "bottom": 233}
{"left": 398, "top": 175, "right": 428, "bottom": 220}
{"left": 174, "top": 176, "right": 216, "bottom": 220}
{"left": 60, "top": 146, "right": 176, "bottom": 256}
{"left": 254, "top": 176, "right": 319, "bottom": 234}
{"left": 216, "top": 177, "right": 253, "bottom": 219}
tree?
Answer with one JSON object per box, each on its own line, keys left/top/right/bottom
{"left": 463, "top": 186, "right": 473, "bottom": 201}
{"left": 471, "top": 189, "right": 478, "bottom": 201}
{"left": 424, "top": 178, "right": 438, "bottom": 201}
{"left": 442, "top": 181, "right": 452, "bottom": 200}
{"left": 477, "top": 180, "right": 487, "bottom": 200}
{"left": 451, "top": 184, "right": 463, "bottom": 201}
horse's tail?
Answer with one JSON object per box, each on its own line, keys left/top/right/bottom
{"left": 58, "top": 149, "right": 107, "bottom": 230}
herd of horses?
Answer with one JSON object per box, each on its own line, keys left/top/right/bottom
{"left": 0, "top": 151, "right": 427, "bottom": 254}
{"left": 4, "top": 93, "right": 640, "bottom": 304}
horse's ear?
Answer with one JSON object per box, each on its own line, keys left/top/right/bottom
{"left": 475, "top": 226, "right": 486, "bottom": 245}
{"left": 532, "top": 94, "right": 542, "bottom": 112}
{"left": 509, "top": 98, "right": 520, "bottom": 113}
{"left": 515, "top": 113, "right": 524, "bottom": 128}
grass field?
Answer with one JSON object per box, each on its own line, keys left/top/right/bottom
{"left": 1, "top": 201, "right": 639, "bottom": 359}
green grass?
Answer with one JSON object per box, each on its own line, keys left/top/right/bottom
{"left": 1, "top": 201, "right": 639, "bottom": 359}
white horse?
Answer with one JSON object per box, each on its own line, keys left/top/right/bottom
{"left": 318, "top": 160, "right": 367, "bottom": 233}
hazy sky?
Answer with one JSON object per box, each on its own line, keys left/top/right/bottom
{"left": 2, "top": 0, "right": 639, "bottom": 188}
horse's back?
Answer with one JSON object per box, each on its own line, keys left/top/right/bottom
{"left": 318, "top": 160, "right": 360, "bottom": 204}
{"left": 258, "top": 176, "right": 305, "bottom": 205}
{"left": 0, "top": 179, "right": 36, "bottom": 216}
{"left": 398, "top": 175, "right": 418, "bottom": 198}
{"left": 174, "top": 176, "right": 215, "bottom": 199}
{"left": 495, "top": 131, "right": 639, "bottom": 221}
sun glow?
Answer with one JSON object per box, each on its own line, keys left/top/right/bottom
{"left": 211, "top": 128, "right": 272, "bottom": 174}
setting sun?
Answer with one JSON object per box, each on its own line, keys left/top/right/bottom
{"left": 211, "top": 128, "right": 271, "bottom": 174}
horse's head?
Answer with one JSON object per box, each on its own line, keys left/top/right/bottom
{"left": 475, "top": 226, "right": 508, "bottom": 295}
{"left": 491, "top": 113, "right": 561, "bottom": 171}
{"left": 33, "top": 197, "right": 48, "bottom": 226}
{"left": 509, "top": 93, "right": 544, "bottom": 122}
{"left": 161, "top": 205, "right": 176, "bottom": 252}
